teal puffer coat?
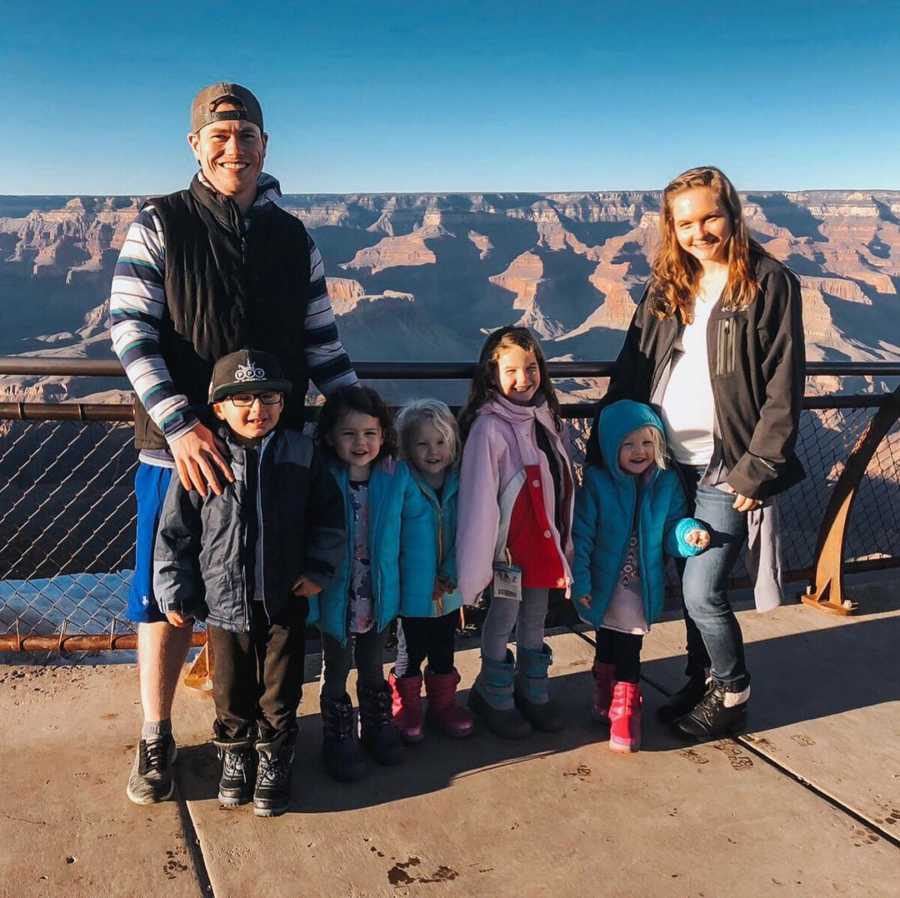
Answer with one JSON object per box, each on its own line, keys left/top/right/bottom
{"left": 318, "top": 458, "right": 431, "bottom": 644}
{"left": 399, "top": 469, "right": 463, "bottom": 618}
{"left": 572, "top": 400, "right": 706, "bottom": 629}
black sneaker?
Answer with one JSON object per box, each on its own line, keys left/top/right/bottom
{"left": 675, "top": 682, "right": 749, "bottom": 741}
{"left": 253, "top": 736, "right": 294, "bottom": 818}
{"left": 358, "top": 683, "right": 405, "bottom": 766}
{"left": 215, "top": 741, "right": 255, "bottom": 808}
{"left": 126, "top": 735, "right": 177, "bottom": 805}
{"left": 657, "top": 675, "right": 709, "bottom": 724}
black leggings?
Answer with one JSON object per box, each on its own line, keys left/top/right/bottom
{"left": 321, "top": 628, "right": 389, "bottom": 701}
{"left": 394, "top": 611, "right": 458, "bottom": 677}
{"left": 595, "top": 628, "right": 643, "bottom": 684}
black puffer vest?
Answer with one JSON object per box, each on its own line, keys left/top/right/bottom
{"left": 133, "top": 175, "right": 312, "bottom": 450}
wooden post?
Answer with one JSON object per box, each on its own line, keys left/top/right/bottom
{"left": 183, "top": 637, "right": 214, "bottom": 693}
{"left": 803, "top": 385, "right": 900, "bottom": 615}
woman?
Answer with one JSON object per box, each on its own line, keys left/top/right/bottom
{"left": 587, "top": 166, "right": 805, "bottom": 740}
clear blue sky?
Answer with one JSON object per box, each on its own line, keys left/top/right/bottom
{"left": 4, "top": 0, "right": 899, "bottom": 194}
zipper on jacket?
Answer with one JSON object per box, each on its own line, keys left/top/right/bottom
{"left": 610, "top": 480, "right": 639, "bottom": 615}
{"left": 237, "top": 475, "right": 251, "bottom": 631}
{"left": 636, "top": 504, "right": 651, "bottom": 624}
{"left": 256, "top": 435, "right": 271, "bottom": 622}
{"left": 715, "top": 318, "right": 735, "bottom": 377}
{"left": 431, "top": 486, "right": 445, "bottom": 615}
{"left": 649, "top": 320, "right": 680, "bottom": 401}
{"left": 715, "top": 318, "right": 724, "bottom": 378}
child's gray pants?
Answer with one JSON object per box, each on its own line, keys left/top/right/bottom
{"left": 481, "top": 587, "right": 550, "bottom": 662}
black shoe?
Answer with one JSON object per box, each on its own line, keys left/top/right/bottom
{"left": 675, "top": 683, "right": 749, "bottom": 742}
{"left": 469, "top": 687, "right": 532, "bottom": 740}
{"left": 253, "top": 735, "right": 294, "bottom": 818}
{"left": 215, "top": 740, "right": 255, "bottom": 807}
{"left": 320, "top": 694, "right": 367, "bottom": 782}
{"left": 358, "top": 683, "right": 405, "bottom": 766}
{"left": 657, "top": 675, "right": 708, "bottom": 724}
{"left": 126, "top": 735, "right": 177, "bottom": 805}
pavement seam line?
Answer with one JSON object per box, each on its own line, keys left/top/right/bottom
{"left": 174, "top": 778, "right": 216, "bottom": 897}
{"left": 639, "top": 666, "right": 900, "bottom": 852}
{"left": 569, "top": 625, "right": 900, "bottom": 851}
{"left": 732, "top": 735, "right": 900, "bottom": 851}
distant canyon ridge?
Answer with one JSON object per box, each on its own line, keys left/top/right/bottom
{"left": 1, "top": 190, "right": 899, "bottom": 404}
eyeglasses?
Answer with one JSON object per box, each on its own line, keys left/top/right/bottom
{"left": 228, "top": 392, "right": 284, "bottom": 407}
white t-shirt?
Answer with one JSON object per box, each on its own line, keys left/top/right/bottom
{"left": 660, "top": 291, "right": 720, "bottom": 465}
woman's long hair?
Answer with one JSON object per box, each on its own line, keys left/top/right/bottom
{"left": 458, "top": 326, "right": 561, "bottom": 440}
{"left": 650, "top": 166, "right": 769, "bottom": 323}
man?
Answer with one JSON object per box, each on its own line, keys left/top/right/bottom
{"left": 110, "top": 83, "right": 357, "bottom": 804}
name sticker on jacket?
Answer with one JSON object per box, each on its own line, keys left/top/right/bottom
{"left": 492, "top": 561, "right": 523, "bottom": 602}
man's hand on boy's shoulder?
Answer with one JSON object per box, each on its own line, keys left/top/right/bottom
{"left": 170, "top": 423, "right": 234, "bottom": 497}
{"left": 292, "top": 575, "right": 323, "bottom": 598}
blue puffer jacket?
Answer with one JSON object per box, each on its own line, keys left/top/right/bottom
{"left": 572, "top": 400, "right": 706, "bottom": 629}
{"left": 318, "top": 458, "right": 431, "bottom": 644}
{"left": 400, "top": 468, "right": 463, "bottom": 618}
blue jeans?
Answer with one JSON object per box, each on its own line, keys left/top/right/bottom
{"left": 679, "top": 467, "right": 750, "bottom": 691}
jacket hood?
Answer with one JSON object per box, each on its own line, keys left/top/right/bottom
{"left": 598, "top": 400, "right": 666, "bottom": 480}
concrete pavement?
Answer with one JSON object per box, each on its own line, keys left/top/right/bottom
{"left": 1, "top": 587, "right": 897, "bottom": 898}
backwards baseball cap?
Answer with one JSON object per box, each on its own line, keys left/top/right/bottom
{"left": 191, "top": 82, "right": 264, "bottom": 134}
{"left": 209, "top": 349, "right": 292, "bottom": 403}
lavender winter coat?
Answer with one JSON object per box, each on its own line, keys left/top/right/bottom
{"left": 456, "top": 395, "right": 574, "bottom": 605}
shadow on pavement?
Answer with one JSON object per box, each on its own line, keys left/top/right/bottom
{"left": 175, "top": 608, "right": 899, "bottom": 814}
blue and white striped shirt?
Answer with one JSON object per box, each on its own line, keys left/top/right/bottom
{"left": 109, "top": 173, "right": 357, "bottom": 466}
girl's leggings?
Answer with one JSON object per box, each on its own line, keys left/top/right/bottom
{"left": 320, "top": 628, "right": 389, "bottom": 701}
{"left": 595, "top": 628, "right": 643, "bottom": 684}
{"left": 481, "top": 587, "right": 549, "bottom": 662}
{"left": 395, "top": 610, "right": 458, "bottom": 677}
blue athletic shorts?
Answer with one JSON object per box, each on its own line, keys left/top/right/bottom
{"left": 127, "top": 463, "right": 174, "bottom": 624}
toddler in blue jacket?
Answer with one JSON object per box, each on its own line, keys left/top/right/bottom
{"left": 573, "top": 400, "right": 709, "bottom": 752}
{"left": 315, "top": 385, "right": 429, "bottom": 782}
{"left": 391, "top": 399, "right": 474, "bottom": 743}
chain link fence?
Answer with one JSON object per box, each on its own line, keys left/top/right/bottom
{"left": 2, "top": 396, "right": 899, "bottom": 643}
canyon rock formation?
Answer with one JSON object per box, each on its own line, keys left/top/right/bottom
{"left": 1, "top": 190, "right": 899, "bottom": 404}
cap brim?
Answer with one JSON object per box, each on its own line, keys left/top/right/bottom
{"left": 210, "top": 379, "right": 293, "bottom": 403}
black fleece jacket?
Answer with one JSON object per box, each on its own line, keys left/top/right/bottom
{"left": 587, "top": 253, "right": 805, "bottom": 500}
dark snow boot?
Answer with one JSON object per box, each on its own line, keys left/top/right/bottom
{"left": 675, "top": 682, "right": 749, "bottom": 742}
{"left": 320, "top": 693, "right": 367, "bottom": 782}
{"left": 514, "top": 643, "right": 565, "bottom": 733}
{"left": 253, "top": 732, "right": 295, "bottom": 818}
{"left": 358, "top": 682, "right": 405, "bottom": 766}
{"left": 469, "top": 650, "right": 532, "bottom": 740}
{"left": 214, "top": 738, "right": 255, "bottom": 807}
{"left": 657, "top": 674, "right": 708, "bottom": 724}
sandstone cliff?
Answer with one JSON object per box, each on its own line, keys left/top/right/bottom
{"left": 2, "top": 189, "right": 899, "bottom": 403}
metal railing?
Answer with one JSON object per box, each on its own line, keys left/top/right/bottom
{"left": 2, "top": 358, "right": 899, "bottom": 651}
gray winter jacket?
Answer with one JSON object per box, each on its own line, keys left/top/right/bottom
{"left": 152, "top": 425, "right": 345, "bottom": 632}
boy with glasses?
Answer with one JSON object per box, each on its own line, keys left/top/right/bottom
{"left": 153, "top": 348, "right": 345, "bottom": 816}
